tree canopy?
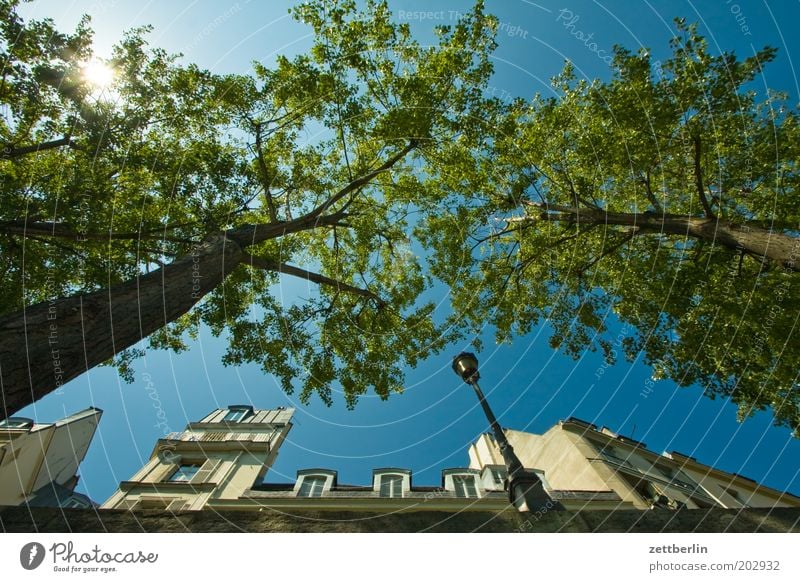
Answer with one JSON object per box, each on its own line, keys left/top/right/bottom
{"left": 423, "top": 20, "right": 800, "bottom": 434}
{"left": 1, "top": 2, "right": 798, "bottom": 437}
{"left": 0, "top": 0, "right": 500, "bottom": 412}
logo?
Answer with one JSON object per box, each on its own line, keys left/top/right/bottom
{"left": 20, "top": 542, "right": 46, "bottom": 570}
{"left": 156, "top": 442, "right": 179, "bottom": 464}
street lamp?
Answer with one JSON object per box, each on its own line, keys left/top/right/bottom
{"left": 452, "top": 352, "right": 560, "bottom": 512}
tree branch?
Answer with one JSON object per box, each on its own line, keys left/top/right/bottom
{"left": 252, "top": 123, "right": 279, "bottom": 223}
{"left": 0, "top": 221, "right": 195, "bottom": 244}
{"left": 693, "top": 136, "right": 715, "bottom": 218}
{"left": 305, "top": 140, "right": 417, "bottom": 220}
{"left": 2, "top": 136, "right": 81, "bottom": 159}
{"left": 573, "top": 229, "right": 637, "bottom": 277}
{"left": 642, "top": 170, "right": 663, "bottom": 213}
{"left": 241, "top": 252, "right": 385, "bottom": 306}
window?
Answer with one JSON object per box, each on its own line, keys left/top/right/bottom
{"left": 453, "top": 475, "right": 479, "bottom": 498}
{"left": 61, "top": 497, "right": 90, "bottom": 509}
{"left": 723, "top": 487, "right": 752, "bottom": 508}
{"left": 168, "top": 464, "right": 201, "bottom": 482}
{"left": 380, "top": 474, "right": 404, "bottom": 498}
{"left": 298, "top": 476, "right": 326, "bottom": 497}
{"left": 491, "top": 469, "right": 506, "bottom": 486}
{"left": 0, "top": 417, "right": 33, "bottom": 429}
{"left": 657, "top": 465, "right": 698, "bottom": 491}
{"left": 223, "top": 408, "right": 250, "bottom": 422}
{"left": 598, "top": 445, "right": 636, "bottom": 469}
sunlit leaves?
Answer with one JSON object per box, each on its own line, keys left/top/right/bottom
{"left": 423, "top": 19, "right": 800, "bottom": 433}
{"left": 2, "top": 0, "right": 500, "bottom": 410}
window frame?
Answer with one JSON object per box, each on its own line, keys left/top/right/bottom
{"left": 293, "top": 470, "right": 337, "bottom": 497}
{"left": 297, "top": 475, "right": 327, "bottom": 497}
{"left": 379, "top": 474, "right": 404, "bottom": 498}
{"left": 167, "top": 463, "right": 202, "bottom": 483}
{"left": 722, "top": 486, "right": 753, "bottom": 508}
{"left": 452, "top": 474, "right": 479, "bottom": 498}
{"left": 596, "top": 444, "right": 638, "bottom": 470}
{"left": 223, "top": 407, "right": 252, "bottom": 423}
{"left": 0, "top": 417, "right": 33, "bottom": 429}
{"left": 372, "top": 469, "right": 411, "bottom": 498}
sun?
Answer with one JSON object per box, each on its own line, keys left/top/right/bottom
{"left": 81, "top": 59, "right": 115, "bottom": 89}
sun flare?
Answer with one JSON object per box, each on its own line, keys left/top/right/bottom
{"left": 81, "top": 59, "right": 115, "bottom": 89}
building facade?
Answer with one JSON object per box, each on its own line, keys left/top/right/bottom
{"left": 468, "top": 417, "right": 800, "bottom": 510}
{"left": 102, "top": 409, "right": 799, "bottom": 514}
{"left": 0, "top": 407, "right": 102, "bottom": 508}
{"left": 240, "top": 465, "right": 627, "bottom": 512}
{"left": 100, "top": 405, "right": 293, "bottom": 511}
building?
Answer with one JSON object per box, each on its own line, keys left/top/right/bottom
{"left": 468, "top": 417, "right": 800, "bottom": 510}
{"left": 101, "top": 408, "right": 800, "bottom": 514}
{"left": 0, "top": 407, "right": 102, "bottom": 508}
{"left": 242, "top": 465, "right": 626, "bottom": 512}
{"left": 100, "top": 404, "right": 293, "bottom": 511}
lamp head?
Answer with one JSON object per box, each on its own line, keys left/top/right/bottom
{"left": 452, "top": 352, "right": 479, "bottom": 382}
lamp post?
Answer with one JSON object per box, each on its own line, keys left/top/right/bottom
{"left": 452, "top": 352, "right": 560, "bottom": 512}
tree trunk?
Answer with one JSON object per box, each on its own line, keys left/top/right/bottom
{"left": 623, "top": 214, "right": 799, "bottom": 270}
{"left": 538, "top": 207, "right": 800, "bottom": 271}
{"left": 0, "top": 234, "right": 243, "bottom": 418}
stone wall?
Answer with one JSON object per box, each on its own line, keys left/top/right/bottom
{"left": 1, "top": 506, "right": 798, "bottom": 533}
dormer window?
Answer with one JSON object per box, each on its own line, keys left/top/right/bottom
{"left": 443, "top": 469, "right": 483, "bottom": 498}
{"left": 168, "top": 464, "right": 201, "bottom": 482}
{"left": 223, "top": 406, "right": 253, "bottom": 423}
{"left": 452, "top": 475, "right": 479, "bottom": 498}
{"left": 380, "top": 475, "right": 403, "bottom": 497}
{"left": 294, "top": 469, "right": 336, "bottom": 497}
{"left": 298, "top": 476, "right": 326, "bottom": 497}
{"left": 373, "top": 469, "right": 411, "bottom": 498}
{"left": 0, "top": 417, "right": 33, "bottom": 429}
{"left": 657, "top": 465, "right": 698, "bottom": 490}
{"left": 722, "top": 486, "right": 752, "bottom": 508}
{"left": 597, "top": 444, "right": 636, "bottom": 469}
{"left": 478, "top": 465, "right": 507, "bottom": 490}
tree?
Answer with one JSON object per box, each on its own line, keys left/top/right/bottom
{"left": 423, "top": 21, "right": 800, "bottom": 434}
{"left": 0, "top": 0, "right": 502, "bottom": 416}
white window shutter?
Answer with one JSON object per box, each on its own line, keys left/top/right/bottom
{"left": 190, "top": 459, "right": 221, "bottom": 484}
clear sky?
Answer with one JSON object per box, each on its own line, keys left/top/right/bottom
{"left": 16, "top": 0, "right": 800, "bottom": 502}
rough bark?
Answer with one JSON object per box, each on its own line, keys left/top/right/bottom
{"left": 525, "top": 206, "right": 800, "bottom": 271}
{"left": 2, "top": 136, "right": 80, "bottom": 159}
{"left": 0, "top": 146, "right": 414, "bottom": 416}
{"left": 0, "top": 235, "right": 243, "bottom": 418}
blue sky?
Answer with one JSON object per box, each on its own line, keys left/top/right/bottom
{"left": 16, "top": 0, "right": 800, "bottom": 501}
